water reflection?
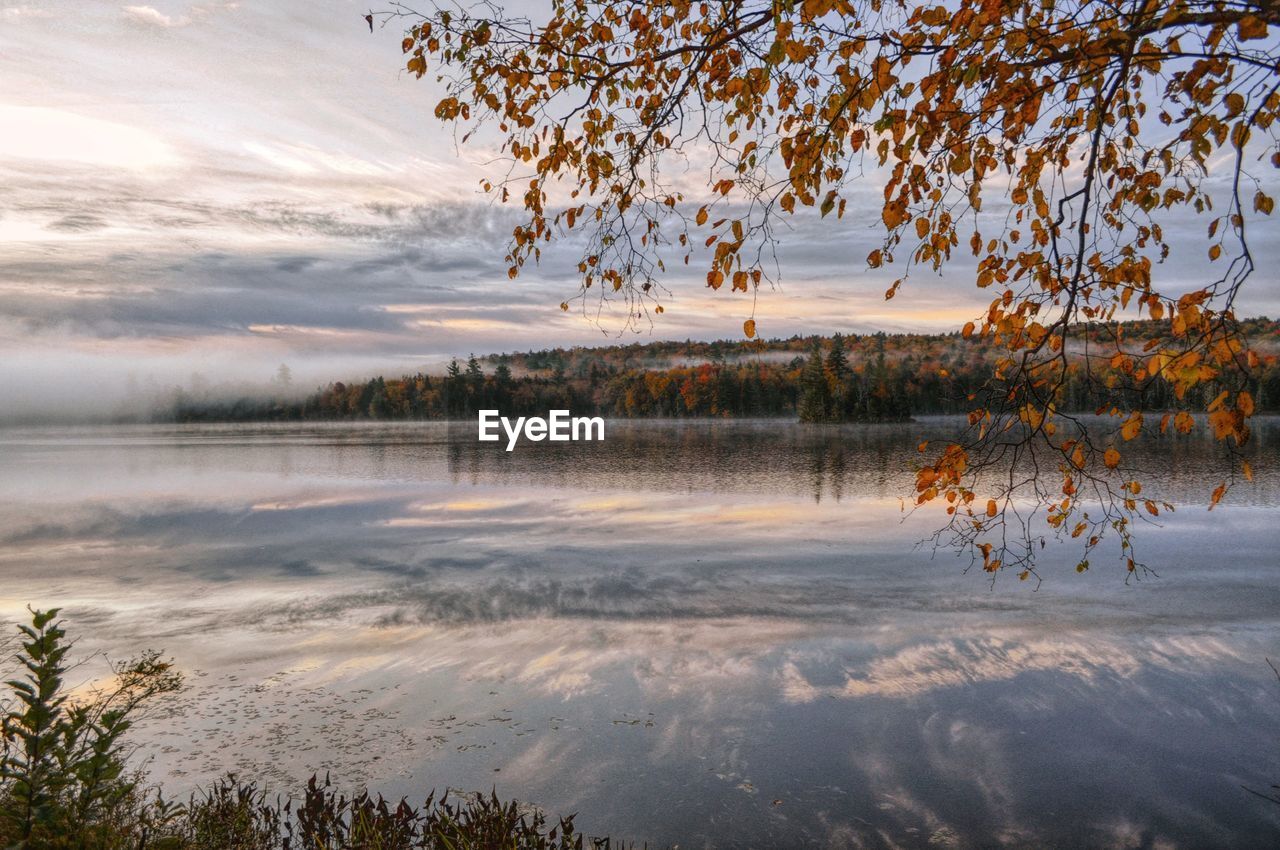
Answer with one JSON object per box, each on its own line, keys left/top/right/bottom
{"left": 0, "top": 420, "right": 1278, "bottom": 847}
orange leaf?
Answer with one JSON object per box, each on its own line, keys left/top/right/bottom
{"left": 1120, "top": 412, "right": 1143, "bottom": 441}
{"left": 1238, "top": 15, "right": 1268, "bottom": 40}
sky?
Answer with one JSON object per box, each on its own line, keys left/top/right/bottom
{"left": 2, "top": 0, "right": 1278, "bottom": 417}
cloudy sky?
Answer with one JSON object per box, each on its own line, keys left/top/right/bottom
{"left": 2, "top": 1, "right": 1278, "bottom": 416}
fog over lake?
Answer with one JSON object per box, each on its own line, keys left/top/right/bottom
{"left": 1, "top": 418, "right": 1278, "bottom": 848}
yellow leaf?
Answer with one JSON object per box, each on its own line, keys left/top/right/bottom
{"left": 985, "top": 499, "right": 997, "bottom": 517}
{"left": 743, "top": 318, "right": 756, "bottom": 338}
{"left": 1120, "top": 412, "right": 1143, "bottom": 441}
{"left": 695, "top": 207, "right": 708, "bottom": 226}
{"left": 1238, "top": 391, "right": 1255, "bottom": 416}
{"left": 1104, "top": 447, "right": 1121, "bottom": 469}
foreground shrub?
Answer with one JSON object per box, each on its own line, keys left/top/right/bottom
{"left": 1, "top": 609, "right": 626, "bottom": 850}
{"left": 181, "top": 774, "right": 591, "bottom": 849}
{"left": 0, "top": 607, "right": 182, "bottom": 848}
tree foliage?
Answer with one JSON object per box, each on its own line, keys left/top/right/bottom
{"left": 382, "top": 0, "right": 1278, "bottom": 576}
{"left": 161, "top": 321, "right": 1280, "bottom": 424}
{"left": 0, "top": 608, "right": 183, "bottom": 847}
{"left": 0, "top": 610, "right": 613, "bottom": 849}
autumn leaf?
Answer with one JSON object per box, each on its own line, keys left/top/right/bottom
{"left": 1238, "top": 15, "right": 1268, "bottom": 40}
{"left": 392, "top": 0, "right": 1276, "bottom": 575}
{"left": 1209, "top": 483, "right": 1227, "bottom": 510}
{"left": 1120, "top": 412, "right": 1143, "bottom": 441}
{"left": 819, "top": 191, "right": 836, "bottom": 218}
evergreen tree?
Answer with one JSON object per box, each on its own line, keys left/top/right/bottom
{"left": 826, "top": 333, "right": 852, "bottom": 421}
{"left": 493, "top": 357, "right": 514, "bottom": 409}
{"left": 368, "top": 377, "right": 390, "bottom": 418}
{"left": 797, "top": 344, "right": 830, "bottom": 423}
{"left": 444, "top": 358, "right": 462, "bottom": 417}
{"left": 825, "top": 333, "right": 851, "bottom": 382}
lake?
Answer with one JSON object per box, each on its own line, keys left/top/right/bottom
{"left": 1, "top": 418, "right": 1278, "bottom": 848}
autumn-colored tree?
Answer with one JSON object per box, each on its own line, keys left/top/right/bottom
{"left": 380, "top": 0, "right": 1278, "bottom": 578}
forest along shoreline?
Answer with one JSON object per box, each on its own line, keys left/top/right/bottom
{"left": 99, "top": 319, "right": 1280, "bottom": 425}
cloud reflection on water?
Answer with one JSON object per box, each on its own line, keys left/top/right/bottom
{"left": 0, "top": 421, "right": 1278, "bottom": 847}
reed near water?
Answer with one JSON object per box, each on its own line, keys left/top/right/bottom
{"left": 0, "top": 609, "right": 629, "bottom": 850}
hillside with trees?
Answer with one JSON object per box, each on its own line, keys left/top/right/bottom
{"left": 164, "top": 318, "right": 1280, "bottom": 423}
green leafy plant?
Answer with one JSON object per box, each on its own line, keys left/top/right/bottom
{"left": 0, "top": 607, "right": 183, "bottom": 848}
{"left": 0, "top": 608, "right": 635, "bottom": 849}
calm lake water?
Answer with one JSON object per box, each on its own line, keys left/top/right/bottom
{"left": 1, "top": 418, "right": 1279, "bottom": 848}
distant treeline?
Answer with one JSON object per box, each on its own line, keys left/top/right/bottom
{"left": 165, "top": 318, "right": 1280, "bottom": 422}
